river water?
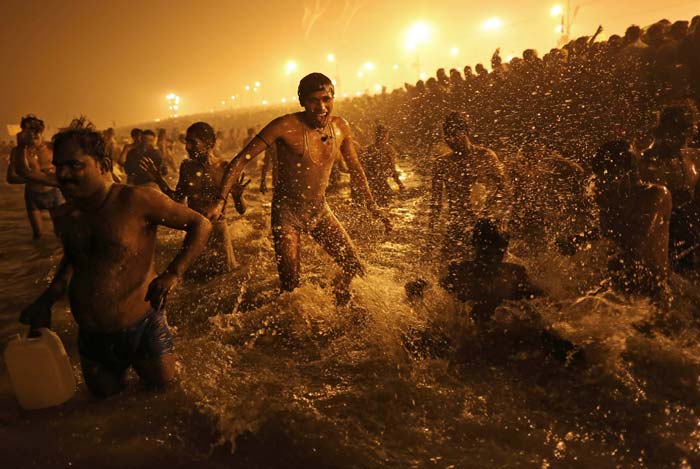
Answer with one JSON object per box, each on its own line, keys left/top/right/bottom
{"left": 2, "top": 160, "right": 700, "bottom": 468}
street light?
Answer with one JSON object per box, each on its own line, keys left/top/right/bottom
{"left": 482, "top": 17, "right": 503, "bottom": 31}
{"left": 327, "top": 53, "right": 335, "bottom": 63}
{"left": 285, "top": 61, "right": 298, "bottom": 76}
{"left": 550, "top": 4, "right": 563, "bottom": 16}
{"left": 363, "top": 61, "right": 375, "bottom": 71}
{"left": 450, "top": 47, "right": 459, "bottom": 57}
{"left": 166, "top": 93, "right": 180, "bottom": 119}
{"left": 404, "top": 21, "right": 432, "bottom": 79}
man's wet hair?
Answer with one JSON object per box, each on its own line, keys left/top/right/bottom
{"left": 591, "top": 140, "right": 634, "bottom": 179}
{"left": 187, "top": 122, "right": 216, "bottom": 148}
{"left": 472, "top": 218, "right": 509, "bottom": 252}
{"left": 443, "top": 112, "right": 470, "bottom": 136}
{"left": 20, "top": 114, "right": 45, "bottom": 134}
{"left": 297, "top": 73, "right": 334, "bottom": 102}
{"left": 624, "top": 25, "right": 642, "bottom": 42}
{"left": 130, "top": 128, "right": 142, "bottom": 139}
{"left": 142, "top": 129, "right": 156, "bottom": 138}
{"left": 52, "top": 117, "right": 108, "bottom": 164}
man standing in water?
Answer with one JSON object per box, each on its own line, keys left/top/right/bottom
{"left": 431, "top": 112, "right": 509, "bottom": 255}
{"left": 204, "top": 73, "right": 389, "bottom": 302}
{"left": 354, "top": 124, "right": 404, "bottom": 206}
{"left": 20, "top": 119, "right": 211, "bottom": 397}
{"left": 11, "top": 115, "right": 63, "bottom": 239}
{"left": 141, "top": 121, "right": 248, "bottom": 279}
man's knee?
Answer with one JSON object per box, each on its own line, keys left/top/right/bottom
{"left": 81, "top": 361, "right": 127, "bottom": 398}
{"left": 135, "top": 354, "right": 176, "bottom": 389}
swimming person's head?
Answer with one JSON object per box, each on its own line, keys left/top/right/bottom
{"left": 186, "top": 122, "right": 216, "bottom": 161}
{"left": 52, "top": 117, "right": 111, "bottom": 199}
{"left": 298, "top": 72, "right": 335, "bottom": 129}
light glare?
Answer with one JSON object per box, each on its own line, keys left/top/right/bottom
{"left": 482, "top": 17, "right": 502, "bottom": 31}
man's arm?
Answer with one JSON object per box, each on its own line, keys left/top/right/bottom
{"left": 12, "top": 146, "right": 58, "bottom": 186}
{"left": 20, "top": 255, "right": 72, "bottom": 329}
{"left": 430, "top": 157, "right": 445, "bottom": 223}
{"left": 140, "top": 156, "right": 179, "bottom": 200}
{"left": 6, "top": 150, "right": 27, "bottom": 184}
{"left": 389, "top": 145, "right": 405, "bottom": 190}
{"left": 138, "top": 188, "right": 212, "bottom": 306}
{"left": 205, "top": 118, "right": 281, "bottom": 220}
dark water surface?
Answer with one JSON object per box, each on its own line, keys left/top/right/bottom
{"left": 2, "top": 166, "right": 700, "bottom": 468}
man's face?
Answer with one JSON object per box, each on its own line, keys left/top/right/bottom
{"left": 142, "top": 134, "right": 156, "bottom": 149}
{"left": 19, "top": 129, "right": 42, "bottom": 147}
{"left": 185, "top": 132, "right": 210, "bottom": 161}
{"left": 53, "top": 143, "right": 106, "bottom": 199}
{"left": 445, "top": 130, "right": 469, "bottom": 152}
{"left": 302, "top": 89, "right": 334, "bottom": 128}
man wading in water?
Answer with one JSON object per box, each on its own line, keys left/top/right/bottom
{"left": 204, "top": 73, "right": 390, "bottom": 303}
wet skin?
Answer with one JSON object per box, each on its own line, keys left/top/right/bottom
{"left": 21, "top": 143, "right": 211, "bottom": 395}
{"left": 206, "top": 89, "right": 388, "bottom": 293}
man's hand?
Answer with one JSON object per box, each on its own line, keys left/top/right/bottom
{"left": 139, "top": 157, "right": 161, "bottom": 180}
{"left": 231, "top": 172, "right": 251, "bottom": 199}
{"left": 145, "top": 271, "right": 179, "bottom": 310}
{"left": 19, "top": 298, "right": 52, "bottom": 330}
{"left": 369, "top": 206, "right": 392, "bottom": 232}
{"left": 203, "top": 198, "right": 225, "bottom": 221}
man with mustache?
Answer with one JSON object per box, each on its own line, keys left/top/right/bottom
{"left": 204, "top": 72, "right": 389, "bottom": 303}
{"left": 20, "top": 118, "right": 211, "bottom": 398}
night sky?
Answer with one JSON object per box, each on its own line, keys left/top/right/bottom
{"left": 1, "top": 0, "right": 698, "bottom": 132}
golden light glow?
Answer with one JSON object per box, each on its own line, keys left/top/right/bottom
{"left": 245, "top": 85, "right": 251, "bottom": 91}
{"left": 357, "top": 71, "right": 364, "bottom": 78}
{"left": 363, "top": 61, "right": 375, "bottom": 71}
{"left": 481, "top": 17, "right": 503, "bottom": 31}
{"left": 285, "top": 60, "right": 298, "bottom": 75}
{"left": 255, "top": 81, "right": 261, "bottom": 87}
{"left": 450, "top": 47, "right": 459, "bottom": 57}
{"left": 327, "top": 53, "right": 335, "bottom": 62}
{"left": 550, "top": 5, "right": 563, "bottom": 16}
{"left": 404, "top": 21, "right": 431, "bottom": 51}
{"left": 555, "top": 24, "right": 564, "bottom": 33}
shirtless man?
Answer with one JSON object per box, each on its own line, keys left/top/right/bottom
{"left": 117, "top": 128, "right": 142, "bottom": 167}
{"left": 204, "top": 73, "right": 389, "bottom": 300}
{"left": 594, "top": 140, "right": 672, "bottom": 293}
{"left": 11, "top": 115, "right": 63, "bottom": 239}
{"left": 355, "top": 124, "right": 404, "bottom": 206}
{"left": 430, "top": 112, "right": 509, "bottom": 255}
{"left": 20, "top": 119, "right": 211, "bottom": 397}
{"left": 639, "top": 104, "right": 700, "bottom": 270}
{"left": 125, "top": 129, "right": 165, "bottom": 187}
{"left": 142, "top": 121, "right": 248, "bottom": 279}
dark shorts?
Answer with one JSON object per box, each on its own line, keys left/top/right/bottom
{"left": 78, "top": 309, "right": 174, "bottom": 373}
{"left": 24, "top": 187, "right": 64, "bottom": 212}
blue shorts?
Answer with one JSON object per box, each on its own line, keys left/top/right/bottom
{"left": 24, "top": 187, "right": 64, "bottom": 212}
{"left": 78, "top": 309, "right": 174, "bottom": 372}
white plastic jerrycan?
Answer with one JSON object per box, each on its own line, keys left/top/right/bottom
{"left": 3, "top": 328, "right": 76, "bottom": 410}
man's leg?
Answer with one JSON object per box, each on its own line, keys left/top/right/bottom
{"left": 310, "top": 210, "right": 365, "bottom": 303}
{"left": 272, "top": 221, "right": 302, "bottom": 291}
{"left": 80, "top": 356, "right": 127, "bottom": 398}
{"left": 133, "top": 354, "right": 176, "bottom": 389}
{"left": 23, "top": 188, "right": 43, "bottom": 239}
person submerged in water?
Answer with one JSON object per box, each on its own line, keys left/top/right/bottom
{"left": 204, "top": 72, "right": 390, "bottom": 303}
{"left": 10, "top": 114, "right": 64, "bottom": 239}
{"left": 141, "top": 121, "right": 248, "bottom": 279}
{"left": 593, "top": 140, "right": 672, "bottom": 294}
{"left": 20, "top": 118, "right": 212, "bottom": 398}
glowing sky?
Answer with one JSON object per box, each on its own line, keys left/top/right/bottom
{"left": 1, "top": 0, "right": 698, "bottom": 132}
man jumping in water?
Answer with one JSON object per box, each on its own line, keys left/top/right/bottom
{"left": 204, "top": 72, "right": 389, "bottom": 302}
{"left": 20, "top": 118, "right": 211, "bottom": 397}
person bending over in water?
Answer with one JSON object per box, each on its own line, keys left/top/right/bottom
{"left": 440, "top": 219, "right": 542, "bottom": 323}
{"left": 204, "top": 73, "right": 389, "bottom": 303}
{"left": 439, "top": 219, "right": 579, "bottom": 363}
{"left": 141, "top": 121, "right": 248, "bottom": 279}
{"left": 431, "top": 112, "right": 509, "bottom": 256}
{"left": 593, "top": 140, "right": 672, "bottom": 294}
{"left": 11, "top": 115, "right": 63, "bottom": 239}
{"left": 20, "top": 118, "right": 211, "bottom": 398}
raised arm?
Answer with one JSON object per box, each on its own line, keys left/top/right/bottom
{"left": 139, "top": 188, "right": 212, "bottom": 306}
{"left": 204, "top": 119, "right": 281, "bottom": 220}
